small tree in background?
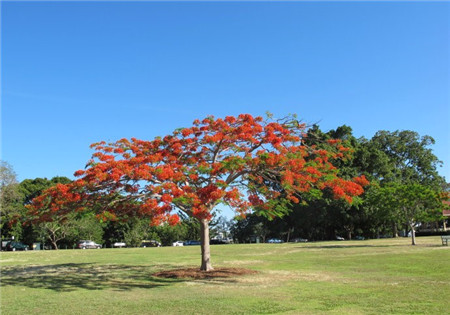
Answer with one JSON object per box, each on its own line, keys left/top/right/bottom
{"left": 369, "top": 183, "right": 442, "bottom": 245}
{"left": 0, "top": 161, "right": 22, "bottom": 239}
{"left": 27, "top": 114, "right": 368, "bottom": 271}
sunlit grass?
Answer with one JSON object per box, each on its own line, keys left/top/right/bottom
{"left": 1, "top": 236, "right": 449, "bottom": 314}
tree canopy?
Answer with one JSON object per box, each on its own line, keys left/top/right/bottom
{"left": 369, "top": 130, "right": 443, "bottom": 187}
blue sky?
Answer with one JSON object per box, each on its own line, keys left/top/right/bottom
{"left": 2, "top": 1, "right": 449, "bottom": 188}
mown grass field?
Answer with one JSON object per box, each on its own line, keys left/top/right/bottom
{"left": 1, "top": 236, "right": 449, "bottom": 314}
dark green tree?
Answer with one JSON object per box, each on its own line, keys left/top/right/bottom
{"left": 231, "top": 214, "right": 268, "bottom": 243}
{"left": 369, "top": 130, "right": 444, "bottom": 187}
{"left": 122, "top": 217, "right": 160, "bottom": 247}
{"left": 0, "top": 161, "right": 22, "bottom": 239}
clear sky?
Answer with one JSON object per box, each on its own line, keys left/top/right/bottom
{"left": 2, "top": 1, "right": 449, "bottom": 188}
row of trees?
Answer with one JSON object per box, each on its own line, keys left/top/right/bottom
{"left": 1, "top": 115, "right": 448, "bottom": 269}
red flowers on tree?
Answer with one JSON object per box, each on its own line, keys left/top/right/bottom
{"left": 28, "top": 114, "right": 368, "bottom": 271}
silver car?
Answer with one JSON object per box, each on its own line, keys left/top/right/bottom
{"left": 77, "top": 240, "right": 102, "bottom": 249}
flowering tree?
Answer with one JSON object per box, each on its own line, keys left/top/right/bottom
{"left": 28, "top": 114, "right": 368, "bottom": 271}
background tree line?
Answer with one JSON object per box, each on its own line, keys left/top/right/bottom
{"left": 1, "top": 125, "right": 448, "bottom": 248}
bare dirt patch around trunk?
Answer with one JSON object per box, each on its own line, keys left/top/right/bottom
{"left": 153, "top": 267, "right": 257, "bottom": 280}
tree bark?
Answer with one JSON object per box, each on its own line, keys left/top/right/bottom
{"left": 410, "top": 222, "right": 416, "bottom": 246}
{"left": 392, "top": 223, "right": 398, "bottom": 238}
{"left": 50, "top": 239, "right": 58, "bottom": 250}
{"left": 49, "top": 230, "right": 59, "bottom": 250}
{"left": 200, "top": 219, "right": 213, "bottom": 271}
{"left": 286, "top": 228, "right": 292, "bottom": 243}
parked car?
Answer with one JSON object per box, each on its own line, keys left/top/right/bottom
{"left": 140, "top": 240, "right": 161, "bottom": 248}
{"left": 172, "top": 241, "right": 184, "bottom": 246}
{"left": 1, "top": 238, "right": 14, "bottom": 251}
{"left": 5, "top": 241, "right": 28, "bottom": 251}
{"left": 113, "top": 242, "right": 126, "bottom": 248}
{"left": 210, "top": 238, "right": 229, "bottom": 245}
{"left": 354, "top": 236, "right": 365, "bottom": 240}
{"left": 336, "top": 236, "right": 345, "bottom": 241}
{"left": 267, "top": 238, "right": 283, "bottom": 243}
{"left": 223, "top": 237, "right": 233, "bottom": 244}
{"left": 77, "top": 240, "right": 102, "bottom": 249}
{"left": 290, "top": 238, "right": 308, "bottom": 243}
{"left": 183, "top": 240, "right": 201, "bottom": 246}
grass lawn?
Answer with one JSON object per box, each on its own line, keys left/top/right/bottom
{"left": 1, "top": 236, "right": 449, "bottom": 314}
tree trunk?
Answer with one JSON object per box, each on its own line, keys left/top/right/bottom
{"left": 410, "top": 223, "right": 416, "bottom": 246}
{"left": 51, "top": 240, "right": 58, "bottom": 250}
{"left": 200, "top": 219, "right": 213, "bottom": 271}
{"left": 392, "top": 223, "right": 398, "bottom": 238}
{"left": 49, "top": 230, "right": 59, "bottom": 250}
{"left": 286, "top": 228, "right": 292, "bottom": 243}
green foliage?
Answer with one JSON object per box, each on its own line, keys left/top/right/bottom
{"left": 176, "top": 212, "right": 200, "bottom": 241}
{"left": 222, "top": 156, "right": 246, "bottom": 171}
{"left": 231, "top": 214, "right": 269, "bottom": 243}
{"left": 155, "top": 223, "right": 186, "bottom": 246}
{"left": 70, "top": 214, "right": 105, "bottom": 244}
{"left": 369, "top": 130, "right": 444, "bottom": 187}
{"left": 373, "top": 183, "right": 441, "bottom": 226}
{"left": 0, "top": 161, "right": 23, "bottom": 239}
{"left": 122, "top": 218, "right": 158, "bottom": 247}
{"left": 255, "top": 198, "right": 292, "bottom": 220}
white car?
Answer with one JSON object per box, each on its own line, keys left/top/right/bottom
{"left": 172, "top": 241, "right": 184, "bottom": 246}
{"left": 113, "top": 242, "right": 126, "bottom": 248}
{"left": 77, "top": 240, "right": 102, "bottom": 249}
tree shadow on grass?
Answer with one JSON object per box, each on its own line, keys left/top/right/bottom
{"left": 0, "top": 263, "right": 182, "bottom": 292}
{"left": 154, "top": 267, "right": 256, "bottom": 280}
{"left": 1, "top": 263, "right": 247, "bottom": 292}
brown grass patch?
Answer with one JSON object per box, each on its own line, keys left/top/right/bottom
{"left": 153, "top": 267, "right": 257, "bottom": 280}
